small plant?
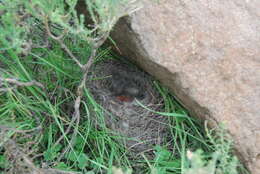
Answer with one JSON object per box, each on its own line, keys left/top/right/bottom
{"left": 183, "top": 124, "right": 244, "bottom": 174}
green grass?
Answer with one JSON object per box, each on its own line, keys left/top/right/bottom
{"left": 0, "top": 36, "right": 248, "bottom": 174}
{"left": 0, "top": 38, "right": 132, "bottom": 173}
{"left": 0, "top": 0, "right": 249, "bottom": 173}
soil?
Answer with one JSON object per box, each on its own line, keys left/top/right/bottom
{"left": 87, "top": 58, "right": 169, "bottom": 158}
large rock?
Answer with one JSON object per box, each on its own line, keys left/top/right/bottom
{"left": 110, "top": 0, "right": 260, "bottom": 173}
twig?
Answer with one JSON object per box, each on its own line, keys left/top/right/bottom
{"left": 48, "top": 41, "right": 83, "bottom": 162}
{"left": 44, "top": 16, "right": 83, "bottom": 68}
{"left": 0, "top": 125, "right": 42, "bottom": 134}
{"left": 56, "top": 96, "right": 81, "bottom": 162}
{"left": 53, "top": 96, "right": 80, "bottom": 149}
{"left": 56, "top": 32, "right": 109, "bottom": 162}
{"left": 58, "top": 39, "right": 83, "bottom": 68}
{"left": 43, "top": 16, "right": 85, "bottom": 151}
{"left": 0, "top": 77, "right": 44, "bottom": 89}
{"left": 43, "top": 12, "right": 111, "bottom": 162}
{"left": 0, "top": 77, "right": 46, "bottom": 95}
{"left": 0, "top": 86, "right": 16, "bottom": 92}
{"left": 44, "top": 16, "right": 67, "bottom": 41}
{"left": 44, "top": 168, "right": 81, "bottom": 174}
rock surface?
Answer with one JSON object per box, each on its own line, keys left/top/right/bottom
{"left": 109, "top": 0, "right": 260, "bottom": 173}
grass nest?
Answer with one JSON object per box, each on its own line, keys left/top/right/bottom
{"left": 87, "top": 58, "right": 169, "bottom": 158}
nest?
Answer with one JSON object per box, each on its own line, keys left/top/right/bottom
{"left": 87, "top": 59, "right": 169, "bottom": 157}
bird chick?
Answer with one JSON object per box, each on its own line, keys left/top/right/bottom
{"left": 110, "top": 70, "right": 145, "bottom": 102}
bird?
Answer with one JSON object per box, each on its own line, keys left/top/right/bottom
{"left": 110, "top": 69, "right": 145, "bottom": 102}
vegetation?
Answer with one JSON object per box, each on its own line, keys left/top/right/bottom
{"left": 0, "top": 0, "right": 248, "bottom": 173}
